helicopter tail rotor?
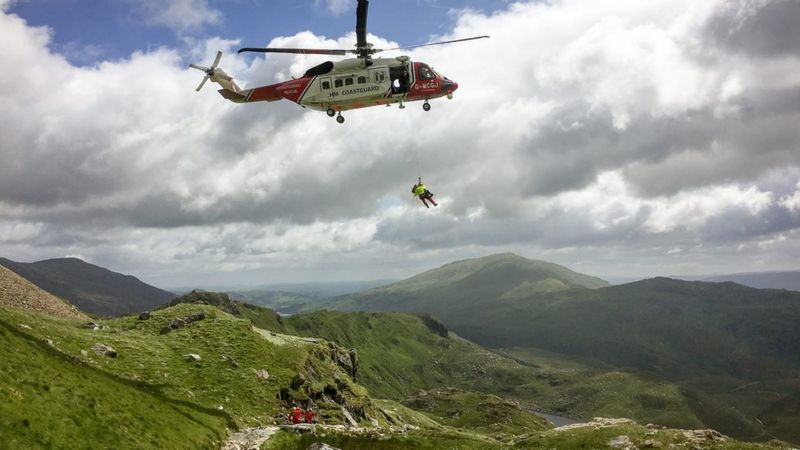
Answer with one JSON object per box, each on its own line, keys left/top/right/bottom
{"left": 190, "top": 51, "right": 239, "bottom": 93}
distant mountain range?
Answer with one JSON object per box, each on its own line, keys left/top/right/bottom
{"left": 0, "top": 257, "right": 175, "bottom": 317}
{"left": 698, "top": 271, "right": 800, "bottom": 291}
{"left": 316, "top": 253, "right": 800, "bottom": 443}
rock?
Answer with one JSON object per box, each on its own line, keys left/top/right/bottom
{"left": 348, "top": 348, "right": 358, "bottom": 380}
{"left": 306, "top": 443, "right": 340, "bottom": 450}
{"left": 138, "top": 311, "right": 150, "bottom": 320}
{"left": 85, "top": 321, "right": 101, "bottom": 330}
{"left": 222, "top": 354, "right": 240, "bottom": 368}
{"left": 642, "top": 439, "right": 662, "bottom": 448}
{"left": 92, "top": 343, "right": 117, "bottom": 358}
{"left": 185, "top": 353, "right": 201, "bottom": 362}
{"left": 341, "top": 407, "right": 359, "bottom": 429}
{"left": 608, "top": 435, "right": 635, "bottom": 450}
{"left": 159, "top": 311, "right": 206, "bottom": 334}
{"left": 80, "top": 349, "right": 88, "bottom": 357}
{"left": 18, "top": 324, "right": 31, "bottom": 330}
{"left": 253, "top": 369, "right": 270, "bottom": 380}
{"left": 291, "top": 373, "right": 306, "bottom": 389}
{"left": 45, "top": 339, "right": 54, "bottom": 347}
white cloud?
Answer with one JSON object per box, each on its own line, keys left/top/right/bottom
{"left": 134, "top": 0, "right": 221, "bottom": 32}
{"left": 2, "top": 0, "right": 800, "bottom": 283}
{"left": 314, "top": 0, "right": 352, "bottom": 16}
{"left": 780, "top": 182, "right": 800, "bottom": 214}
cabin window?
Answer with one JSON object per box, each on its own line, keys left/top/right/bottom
{"left": 374, "top": 71, "right": 386, "bottom": 83}
{"left": 357, "top": 76, "right": 367, "bottom": 84}
{"left": 334, "top": 79, "right": 343, "bottom": 88}
{"left": 418, "top": 65, "right": 435, "bottom": 80}
{"left": 345, "top": 77, "right": 354, "bottom": 86}
{"left": 321, "top": 81, "right": 331, "bottom": 90}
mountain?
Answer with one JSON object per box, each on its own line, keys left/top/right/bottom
{"left": 313, "top": 254, "right": 800, "bottom": 443}
{"left": 0, "top": 263, "right": 89, "bottom": 321}
{"left": 0, "top": 257, "right": 175, "bottom": 317}
{"left": 318, "top": 252, "right": 608, "bottom": 315}
{"left": 700, "top": 271, "right": 800, "bottom": 291}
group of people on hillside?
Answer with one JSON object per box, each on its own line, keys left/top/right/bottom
{"left": 288, "top": 406, "right": 317, "bottom": 425}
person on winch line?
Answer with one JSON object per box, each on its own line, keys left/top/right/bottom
{"left": 412, "top": 177, "right": 437, "bottom": 208}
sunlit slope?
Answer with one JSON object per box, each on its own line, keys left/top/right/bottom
{"left": 0, "top": 303, "right": 383, "bottom": 449}
{"left": 268, "top": 309, "right": 704, "bottom": 430}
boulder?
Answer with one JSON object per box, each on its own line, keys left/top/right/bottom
{"left": 92, "top": 343, "right": 118, "bottom": 358}
{"left": 138, "top": 311, "right": 151, "bottom": 320}
{"left": 253, "top": 369, "right": 270, "bottom": 380}
{"left": 184, "top": 353, "right": 201, "bottom": 362}
{"left": 291, "top": 373, "right": 306, "bottom": 389}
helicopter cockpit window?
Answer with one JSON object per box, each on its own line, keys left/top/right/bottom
{"left": 357, "top": 76, "right": 367, "bottom": 84}
{"left": 418, "top": 65, "right": 435, "bottom": 80}
{"left": 321, "top": 80, "right": 331, "bottom": 90}
{"left": 335, "top": 79, "right": 343, "bottom": 88}
{"left": 345, "top": 77, "right": 354, "bottom": 86}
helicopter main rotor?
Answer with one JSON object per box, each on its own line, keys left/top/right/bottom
{"left": 237, "top": 0, "right": 489, "bottom": 63}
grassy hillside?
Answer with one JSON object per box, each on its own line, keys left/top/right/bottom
{"left": 0, "top": 257, "right": 175, "bottom": 317}
{"left": 253, "top": 309, "right": 705, "bottom": 430}
{"left": 0, "top": 303, "right": 387, "bottom": 448}
{"left": 401, "top": 387, "right": 550, "bottom": 437}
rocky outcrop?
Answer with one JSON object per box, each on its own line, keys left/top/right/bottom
{"left": 159, "top": 311, "right": 206, "bottom": 334}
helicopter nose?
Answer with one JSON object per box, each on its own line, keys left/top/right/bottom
{"left": 441, "top": 78, "right": 458, "bottom": 94}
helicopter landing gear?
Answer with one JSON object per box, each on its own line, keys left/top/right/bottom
{"left": 326, "top": 108, "right": 336, "bottom": 117}
{"left": 336, "top": 113, "right": 345, "bottom": 124}
{"left": 422, "top": 101, "right": 431, "bottom": 112}
{"left": 447, "top": 93, "right": 453, "bottom": 100}
{"left": 399, "top": 99, "right": 406, "bottom": 109}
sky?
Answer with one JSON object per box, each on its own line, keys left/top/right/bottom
{"left": 1, "top": 0, "right": 799, "bottom": 288}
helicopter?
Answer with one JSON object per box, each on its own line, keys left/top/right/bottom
{"left": 189, "top": 0, "right": 488, "bottom": 123}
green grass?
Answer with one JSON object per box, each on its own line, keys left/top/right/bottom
{"left": 0, "top": 303, "right": 386, "bottom": 449}
{"left": 401, "top": 387, "right": 551, "bottom": 439}
{"left": 0, "top": 310, "right": 227, "bottom": 449}
{"left": 513, "top": 422, "right": 791, "bottom": 449}
{"left": 263, "top": 428, "right": 503, "bottom": 450}
{"left": 262, "top": 310, "right": 704, "bottom": 431}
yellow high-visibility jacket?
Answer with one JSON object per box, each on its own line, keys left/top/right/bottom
{"left": 415, "top": 184, "right": 427, "bottom": 196}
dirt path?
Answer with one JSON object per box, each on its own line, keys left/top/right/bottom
{"left": 222, "top": 426, "right": 280, "bottom": 450}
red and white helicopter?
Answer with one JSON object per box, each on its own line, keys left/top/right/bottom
{"left": 189, "top": 0, "right": 488, "bottom": 123}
